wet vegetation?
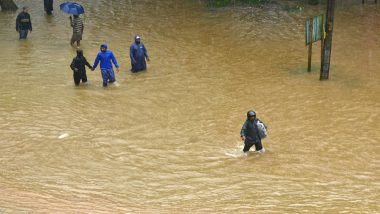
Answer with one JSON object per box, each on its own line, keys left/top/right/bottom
{"left": 205, "top": 0, "right": 270, "bottom": 8}
{"left": 205, "top": 0, "right": 321, "bottom": 8}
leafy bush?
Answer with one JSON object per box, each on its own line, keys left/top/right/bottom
{"left": 207, "top": 0, "right": 270, "bottom": 8}
{"left": 307, "top": 0, "right": 320, "bottom": 5}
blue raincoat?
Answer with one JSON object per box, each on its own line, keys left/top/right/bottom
{"left": 130, "top": 42, "right": 148, "bottom": 72}
{"left": 93, "top": 44, "right": 119, "bottom": 86}
{"left": 93, "top": 45, "right": 119, "bottom": 70}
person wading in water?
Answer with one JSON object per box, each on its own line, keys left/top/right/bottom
{"left": 70, "top": 48, "right": 93, "bottom": 86}
{"left": 70, "top": 14, "right": 83, "bottom": 46}
{"left": 240, "top": 110, "right": 266, "bottom": 153}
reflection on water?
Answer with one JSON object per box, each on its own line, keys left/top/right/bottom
{"left": 0, "top": 0, "right": 379, "bottom": 212}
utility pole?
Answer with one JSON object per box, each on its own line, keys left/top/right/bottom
{"left": 320, "top": 0, "right": 336, "bottom": 80}
{"left": 308, "top": 17, "right": 313, "bottom": 72}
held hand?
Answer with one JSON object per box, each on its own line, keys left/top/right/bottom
{"left": 241, "top": 136, "right": 245, "bottom": 141}
{"left": 146, "top": 57, "right": 150, "bottom": 62}
{"left": 116, "top": 68, "right": 119, "bottom": 73}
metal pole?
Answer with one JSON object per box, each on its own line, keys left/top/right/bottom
{"left": 320, "top": 14, "right": 325, "bottom": 74}
{"left": 308, "top": 17, "right": 313, "bottom": 72}
{"left": 320, "top": 0, "right": 336, "bottom": 80}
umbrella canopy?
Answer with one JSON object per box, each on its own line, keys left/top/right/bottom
{"left": 59, "top": 2, "right": 84, "bottom": 15}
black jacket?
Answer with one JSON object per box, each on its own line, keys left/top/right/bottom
{"left": 16, "top": 12, "right": 32, "bottom": 31}
{"left": 240, "top": 118, "right": 261, "bottom": 142}
{"left": 70, "top": 56, "right": 92, "bottom": 73}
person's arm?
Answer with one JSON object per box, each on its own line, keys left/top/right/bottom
{"left": 15, "top": 14, "right": 20, "bottom": 31}
{"left": 240, "top": 120, "right": 248, "bottom": 140}
{"left": 130, "top": 45, "right": 136, "bottom": 64}
{"left": 70, "top": 16, "right": 73, "bottom": 27}
{"left": 143, "top": 44, "right": 149, "bottom": 61}
{"left": 70, "top": 58, "right": 77, "bottom": 71}
{"left": 92, "top": 54, "right": 100, "bottom": 70}
{"left": 29, "top": 14, "right": 32, "bottom": 31}
{"left": 111, "top": 52, "right": 119, "bottom": 72}
{"left": 84, "top": 57, "right": 93, "bottom": 70}
{"left": 81, "top": 21, "right": 84, "bottom": 34}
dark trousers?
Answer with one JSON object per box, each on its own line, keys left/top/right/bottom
{"left": 19, "top": 30, "right": 28, "bottom": 39}
{"left": 243, "top": 138, "right": 263, "bottom": 152}
{"left": 73, "top": 71, "right": 87, "bottom": 85}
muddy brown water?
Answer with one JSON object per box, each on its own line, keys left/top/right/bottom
{"left": 0, "top": 0, "right": 379, "bottom": 213}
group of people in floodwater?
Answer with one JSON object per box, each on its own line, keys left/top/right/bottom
{"left": 15, "top": 4, "right": 149, "bottom": 88}
{"left": 70, "top": 36, "right": 149, "bottom": 87}
{"left": 14, "top": 3, "right": 267, "bottom": 154}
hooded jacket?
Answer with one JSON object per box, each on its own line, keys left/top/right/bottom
{"left": 93, "top": 44, "right": 119, "bottom": 70}
{"left": 240, "top": 118, "right": 261, "bottom": 142}
{"left": 70, "top": 49, "right": 92, "bottom": 73}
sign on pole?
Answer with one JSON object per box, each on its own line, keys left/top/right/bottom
{"left": 305, "top": 14, "right": 324, "bottom": 72}
{"left": 305, "top": 14, "right": 324, "bottom": 46}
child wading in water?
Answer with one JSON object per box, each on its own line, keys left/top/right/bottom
{"left": 70, "top": 48, "right": 93, "bottom": 86}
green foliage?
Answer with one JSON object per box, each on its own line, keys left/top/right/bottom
{"left": 213, "top": 0, "right": 231, "bottom": 7}
{"left": 307, "top": 0, "right": 320, "bottom": 5}
{"left": 206, "top": 0, "right": 270, "bottom": 8}
{"left": 205, "top": 0, "right": 320, "bottom": 9}
{"left": 240, "top": 0, "right": 269, "bottom": 4}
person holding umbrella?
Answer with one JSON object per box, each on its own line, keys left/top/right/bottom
{"left": 59, "top": 2, "right": 85, "bottom": 46}
{"left": 69, "top": 14, "right": 83, "bottom": 46}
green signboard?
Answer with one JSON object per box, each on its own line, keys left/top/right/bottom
{"left": 306, "top": 14, "right": 324, "bottom": 45}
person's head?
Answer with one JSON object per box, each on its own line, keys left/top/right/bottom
{"left": 100, "top": 44, "right": 108, "bottom": 52}
{"left": 22, "top": 6, "right": 29, "bottom": 12}
{"left": 247, "top": 110, "right": 256, "bottom": 120}
{"left": 76, "top": 48, "right": 83, "bottom": 57}
{"left": 135, "top": 35, "right": 141, "bottom": 44}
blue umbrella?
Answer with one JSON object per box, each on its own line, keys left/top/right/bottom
{"left": 59, "top": 2, "right": 85, "bottom": 15}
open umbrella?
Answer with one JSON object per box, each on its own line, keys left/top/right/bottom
{"left": 59, "top": 2, "right": 84, "bottom": 15}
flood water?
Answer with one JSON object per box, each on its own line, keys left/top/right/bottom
{"left": 0, "top": 0, "right": 379, "bottom": 213}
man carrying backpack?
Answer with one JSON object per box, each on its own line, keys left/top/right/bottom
{"left": 240, "top": 110, "right": 267, "bottom": 153}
